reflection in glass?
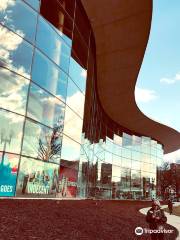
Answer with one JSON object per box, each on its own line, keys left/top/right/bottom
{"left": 132, "top": 151, "right": 141, "bottom": 161}
{"left": 0, "top": 67, "right": 29, "bottom": 114}
{"left": 100, "top": 163, "right": 112, "bottom": 185}
{"left": 131, "top": 170, "right": 141, "bottom": 188}
{"left": 36, "top": 16, "right": 71, "bottom": 72}
{"left": 112, "top": 154, "right": 121, "bottom": 166}
{"left": 61, "top": 135, "right": 81, "bottom": 161}
{"left": 27, "top": 83, "right": 65, "bottom": 128}
{"left": 131, "top": 160, "right": 141, "bottom": 170}
{"left": 32, "top": 49, "right": 68, "bottom": 102}
{"left": 16, "top": 157, "right": 59, "bottom": 197}
{"left": 40, "top": 0, "right": 73, "bottom": 46}
{"left": 22, "top": 119, "right": 62, "bottom": 164}
{"left": 121, "top": 168, "right": 131, "bottom": 189}
{"left": 0, "top": 0, "right": 38, "bottom": 42}
{"left": 122, "top": 148, "right": 131, "bottom": 159}
{"left": 63, "top": 106, "right": 83, "bottom": 143}
{"left": 112, "top": 165, "right": 121, "bottom": 178}
{"left": 121, "top": 157, "right": 131, "bottom": 168}
{"left": 122, "top": 135, "right": 132, "bottom": 148}
{"left": 0, "top": 25, "right": 33, "bottom": 78}
{"left": 69, "top": 57, "right": 87, "bottom": 92}
{"left": 66, "top": 78, "right": 85, "bottom": 118}
{"left": 0, "top": 152, "right": 19, "bottom": 197}
{"left": 0, "top": 109, "right": 24, "bottom": 154}
{"left": 59, "top": 159, "right": 79, "bottom": 198}
{"left": 24, "top": 0, "right": 40, "bottom": 11}
{"left": 105, "top": 151, "right": 112, "bottom": 164}
{"left": 114, "top": 134, "right": 122, "bottom": 146}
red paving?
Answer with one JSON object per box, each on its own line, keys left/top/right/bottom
{"left": 0, "top": 199, "right": 178, "bottom": 240}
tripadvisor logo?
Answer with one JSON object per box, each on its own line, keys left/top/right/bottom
{"left": 135, "top": 227, "right": 143, "bottom": 236}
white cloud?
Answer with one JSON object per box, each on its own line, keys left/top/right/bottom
{"left": 160, "top": 72, "right": 180, "bottom": 85}
{"left": 175, "top": 73, "right": 180, "bottom": 80}
{"left": 0, "top": 25, "right": 29, "bottom": 78}
{"left": 81, "top": 69, "right": 87, "bottom": 78}
{"left": 66, "top": 91, "right": 85, "bottom": 117}
{"left": 0, "top": 68, "right": 29, "bottom": 114}
{"left": 164, "top": 149, "right": 180, "bottom": 163}
{"left": 0, "top": 0, "right": 15, "bottom": 11}
{"left": 135, "top": 87, "right": 158, "bottom": 103}
{"left": 160, "top": 78, "right": 175, "bottom": 84}
{"left": 63, "top": 90, "right": 85, "bottom": 146}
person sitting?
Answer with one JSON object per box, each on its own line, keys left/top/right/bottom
{"left": 146, "top": 200, "right": 167, "bottom": 240}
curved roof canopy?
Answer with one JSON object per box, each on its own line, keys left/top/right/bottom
{"left": 82, "top": 0, "right": 180, "bottom": 154}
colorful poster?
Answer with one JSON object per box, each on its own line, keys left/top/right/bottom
{"left": 16, "top": 157, "right": 59, "bottom": 197}
{"left": 0, "top": 152, "right": 19, "bottom": 197}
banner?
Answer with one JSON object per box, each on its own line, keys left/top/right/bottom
{"left": 16, "top": 157, "right": 59, "bottom": 197}
{"left": 0, "top": 152, "right": 19, "bottom": 197}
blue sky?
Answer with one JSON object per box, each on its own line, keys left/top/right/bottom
{"left": 135, "top": 0, "right": 180, "bottom": 162}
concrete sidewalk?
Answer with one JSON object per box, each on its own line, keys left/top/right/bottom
{"left": 139, "top": 203, "right": 180, "bottom": 240}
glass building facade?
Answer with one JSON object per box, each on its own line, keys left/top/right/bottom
{"left": 0, "top": 0, "right": 163, "bottom": 199}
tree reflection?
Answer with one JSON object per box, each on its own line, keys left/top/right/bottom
{"left": 38, "top": 126, "right": 62, "bottom": 162}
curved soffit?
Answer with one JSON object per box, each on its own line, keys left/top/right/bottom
{"left": 81, "top": 0, "right": 180, "bottom": 154}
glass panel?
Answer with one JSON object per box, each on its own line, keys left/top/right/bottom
{"left": 132, "top": 135, "right": 141, "bottom": 145}
{"left": 59, "top": 159, "right": 79, "bottom": 198}
{"left": 40, "top": 0, "right": 73, "bottom": 46}
{"left": 36, "top": 16, "right": 71, "bottom": 72}
{"left": 0, "top": 109, "right": 24, "bottom": 154}
{"left": 66, "top": 78, "right": 85, "bottom": 118}
{"left": 32, "top": 49, "right": 68, "bottom": 102}
{"left": 0, "top": 152, "right": 19, "bottom": 197}
{"left": 105, "top": 151, "right": 112, "bottom": 164}
{"left": 0, "top": 0, "right": 37, "bottom": 43}
{"left": 22, "top": 119, "right": 63, "bottom": 164}
{"left": 151, "top": 147, "right": 157, "bottom": 156}
{"left": 121, "top": 157, "right": 131, "bottom": 168}
{"left": 131, "top": 150, "right": 141, "bottom": 161}
{"left": 112, "top": 165, "right": 121, "bottom": 178}
{"left": 0, "top": 67, "right": 29, "bottom": 114}
{"left": 121, "top": 168, "right": 131, "bottom": 189}
{"left": 141, "top": 153, "right": 151, "bottom": 163}
{"left": 113, "top": 134, "right": 122, "bottom": 146}
{"left": 131, "top": 160, "right": 141, "bottom": 170}
{"left": 24, "top": 0, "right": 40, "bottom": 11}
{"left": 122, "top": 133, "right": 132, "bottom": 147}
{"left": 27, "top": 83, "right": 65, "bottom": 128}
{"left": 112, "top": 154, "right": 121, "bottom": 166}
{"left": 122, "top": 148, "right": 131, "bottom": 159}
{"left": 142, "top": 172, "right": 151, "bottom": 198}
{"left": 142, "top": 136, "right": 151, "bottom": 145}
{"left": 69, "top": 57, "right": 87, "bottom": 92}
{"left": 105, "top": 137, "right": 113, "bottom": 153}
{"left": 141, "top": 162, "right": 152, "bottom": 172}
{"left": 100, "top": 163, "right": 112, "bottom": 185}
{"left": 16, "top": 157, "right": 59, "bottom": 197}
{"left": 131, "top": 170, "right": 141, "bottom": 189}
{"left": 61, "top": 135, "right": 81, "bottom": 161}
{"left": 63, "top": 106, "right": 83, "bottom": 143}
{"left": 0, "top": 25, "right": 33, "bottom": 78}
{"left": 113, "top": 144, "right": 122, "bottom": 156}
